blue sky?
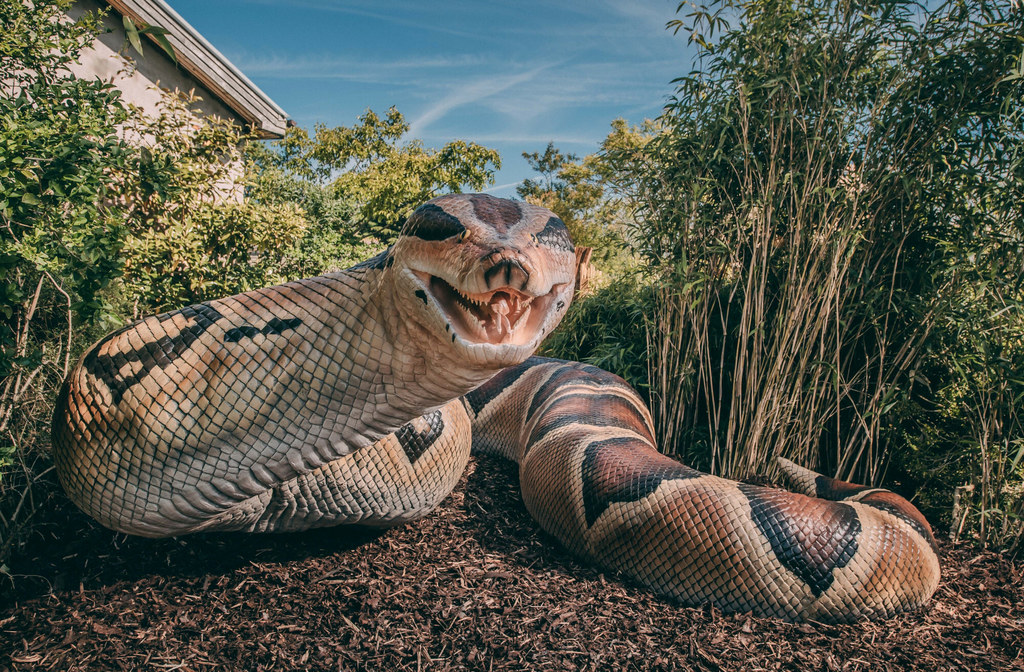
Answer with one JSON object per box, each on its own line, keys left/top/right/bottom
{"left": 169, "top": 0, "right": 695, "bottom": 196}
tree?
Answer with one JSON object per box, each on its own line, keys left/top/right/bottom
{"left": 256, "top": 108, "right": 502, "bottom": 240}
{"left": 516, "top": 137, "right": 641, "bottom": 269}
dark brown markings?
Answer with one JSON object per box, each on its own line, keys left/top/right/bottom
{"left": 814, "top": 474, "right": 873, "bottom": 500}
{"left": 83, "top": 303, "right": 225, "bottom": 403}
{"left": 581, "top": 436, "right": 702, "bottom": 527}
{"left": 857, "top": 490, "right": 938, "bottom": 552}
{"left": 815, "top": 475, "right": 936, "bottom": 551}
{"left": 528, "top": 392, "right": 653, "bottom": 445}
{"left": 483, "top": 258, "right": 530, "bottom": 291}
{"left": 535, "top": 216, "right": 574, "bottom": 252}
{"left": 738, "top": 484, "right": 861, "bottom": 596}
{"left": 395, "top": 410, "right": 445, "bottom": 464}
{"left": 525, "top": 359, "right": 624, "bottom": 421}
{"left": 405, "top": 203, "right": 467, "bottom": 241}
{"left": 224, "top": 317, "right": 303, "bottom": 343}
{"left": 464, "top": 358, "right": 537, "bottom": 415}
{"left": 469, "top": 194, "right": 521, "bottom": 233}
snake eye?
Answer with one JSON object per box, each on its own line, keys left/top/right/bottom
{"left": 406, "top": 204, "right": 467, "bottom": 242}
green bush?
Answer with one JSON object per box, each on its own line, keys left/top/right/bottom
{"left": 0, "top": 0, "right": 311, "bottom": 567}
{"left": 540, "top": 277, "right": 655, "bottom": 397}
{"left": 887, "top": 271, "right": 1023, "bottom": 551}
{"left": 113, "top": 92, "right": 308, "bottom": 315}
{"left": 245, "top": 145, "right": 383, "bottom": 279}
{"left": 0, "top": 0, "right": 136, "bottom": 566}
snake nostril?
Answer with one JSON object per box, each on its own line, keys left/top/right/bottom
{"left": 483, "top": 256, "right": 531, "bottom": 291}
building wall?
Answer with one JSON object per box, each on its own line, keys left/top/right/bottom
{"left": 66, "top": 0, "right": 244, "bottom": 127}
{"left": 66, "top": 0, "right": 248, "bottom": 202}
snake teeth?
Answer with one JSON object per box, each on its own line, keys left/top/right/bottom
{"left": 425, "top": 274, "right": 539, "bottom": 345}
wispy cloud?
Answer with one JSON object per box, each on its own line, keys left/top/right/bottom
{"left": 421, "top": 132, "right": 597, "bottom": 146}
{"left": 230, "top": 51, "right": 486, "bottom": 83}
{"left": 482, "top": 181, "right": 523, "bottom": 194}
{"left": 408, "top": 62, "right": 558, "bottom": 136}
{"left": 474, "top": 59, "right": 676, "bottom": 122}
{"left": 179, "top": 0, "right": 685, "bottom": 190}
{"left": 235, "top": 0, "right": 486, "bottom": 40}
{"left": 601, "top": 0, "right": 679, "bottom": 31}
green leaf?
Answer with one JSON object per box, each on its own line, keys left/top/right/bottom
{"left": 142, "top": 27, "right": 178, "bottom": 65}
{"left": 123, "top": 16, "right": 144, "bottom": 57}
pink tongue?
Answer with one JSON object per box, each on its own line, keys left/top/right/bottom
{"left": 492, "top": 295, "right": 511, "bottom": 316}
{"left": 489, "top": 294, "right": 514, "bottom": 336}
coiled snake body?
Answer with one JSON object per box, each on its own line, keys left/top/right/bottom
{"left": 52, "top": 194, "right": 939, "bottom": 621}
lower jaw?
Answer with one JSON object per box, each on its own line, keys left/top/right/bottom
{"left": 455, "top": 316, "right": 529, "bottom": 346}
{"left": 456, "top": 340, "right": 537, "bottom": 370}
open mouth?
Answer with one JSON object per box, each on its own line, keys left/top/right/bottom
{"left": 418, "top": 274, "right": 560, "bottom": 346}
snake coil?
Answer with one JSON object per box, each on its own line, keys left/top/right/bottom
{"left": 52, "top": 194, "right": 939, "bottom": 621}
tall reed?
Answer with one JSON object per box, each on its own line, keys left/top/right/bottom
{"left": 616, "top": 0, "right": 1024, "bottom": 486}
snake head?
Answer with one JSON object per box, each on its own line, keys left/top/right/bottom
{"left": 391, "top": 193, "right": 576, "bottom": 368}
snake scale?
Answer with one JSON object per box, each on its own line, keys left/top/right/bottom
{"left": 52, "top": 193, "right": 940, "bottom": 621}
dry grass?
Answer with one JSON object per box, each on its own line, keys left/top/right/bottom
{"left": 624, "top": 2, "right": 1024, "bottom": 505}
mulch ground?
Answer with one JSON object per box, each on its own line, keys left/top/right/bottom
{"left": 1, "top": 454, "right": 1021, "bottom": 672}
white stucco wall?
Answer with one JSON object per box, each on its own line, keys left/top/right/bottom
{"left": 66, "top": 0, "right": 245, "bottom": 127}
{"left": 65, "top": 0, "right": 248, "bottom": 202}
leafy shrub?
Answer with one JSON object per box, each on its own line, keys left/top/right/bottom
{"left": 0, "top": 0, "right": 136, "bottom": 566}
{"left": 114, "top": 92, "right": 307, "bottom": 315}
{"left": 245, "top": 145, "right": 383, "bottom": 279}
{"left": 0, "top": 1, "right": 309, "bottom": 567}
{"left": 540, "top": 277, "right": 655, "bottom": 397}
{"left": 888, "top": 267, "right": 1024, "bottom": 552}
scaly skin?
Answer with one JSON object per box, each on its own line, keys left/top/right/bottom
{"left": 465, "top": 358, "right": 940, "bottom": 621}
{"left": 52, "top": 194, "right": 576, "bottom": 536}
{"left": 53, "top": 193, "right": 940, "bottom": 621}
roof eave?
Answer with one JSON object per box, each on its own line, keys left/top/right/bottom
{"left": 105, "top": 0, "right": 291, "bottom": 138}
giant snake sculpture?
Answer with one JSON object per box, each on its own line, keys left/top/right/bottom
{"left": 52, "top": 194, "right": 940, "bottom": 621}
